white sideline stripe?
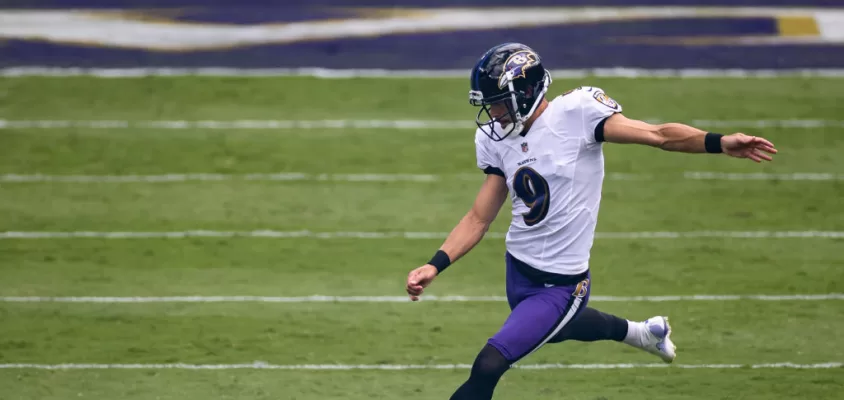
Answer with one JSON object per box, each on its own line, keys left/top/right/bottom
{"left": 2, "top": 119, "right": 843, "bottom": 130}
{"left": 0, "top": 362, "right": 840, "bottom": 371}
{"left": 1, "top": 294, "right": 842, "bottom": 303}
{"left": 0, "top": 173, "right": 469, "bottom": 183}
{"left": 2, "top": 230, "right": 844, "bottom": 240}
{"left": 2, "top": 172, "right": 843, "bottom": 183}
{"left": 685, "top": 172, "right": 844, "bottom": 181}
{"left": 0, "top": 119, "right": 475, "bottom": 130}
{"left": 4, "top": 67, "right": 844, "bottom": 78}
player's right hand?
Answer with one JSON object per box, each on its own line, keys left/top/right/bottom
{"left": 406, "top": 264, "right": 438, "bottom": 301}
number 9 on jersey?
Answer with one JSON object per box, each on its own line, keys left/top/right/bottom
{"left": 513, "top": 166, "right": 551, "bottom": 226}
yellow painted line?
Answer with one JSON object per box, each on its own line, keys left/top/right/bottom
{"left": 777, "top": 16, "right": 820, "bottom": 36}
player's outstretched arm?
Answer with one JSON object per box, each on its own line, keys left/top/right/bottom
{"left": 405, "top": 174, "right": 509, "bottom": 301}
{"left": 602, "top": 113, "right": 778, "bottom": 162}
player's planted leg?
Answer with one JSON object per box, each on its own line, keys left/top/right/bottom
{"left": 449, "top": 252, "right": 591, "bottom": 399}
{"left": 449, "top": 344, "right": 510, "bottom": 400}
{"left": 553, "top": 307, "right": 677, "bottom": 363}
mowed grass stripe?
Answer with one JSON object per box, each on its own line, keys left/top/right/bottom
{"left": 2, "top": 77, "right": 843, "bottom": 120}
{"left": 1, "top": 301, "right": 841, "bottom": 365}
{"left": 1, "top": 362, "right": 841, "bottom": 370}
{"left": 1, "top": 181, "right": 841, "bottom": 231}
{"left": 3, "top": 294, "right": 842, "bottom": 303}
{"left": 3, "top": 119, "right": 844, "bottom": 130}
{"left": 2, "top": 238, "right": 840, "bottom": 298}
{"left": 0, "top": 368, "right": 841, "bottom": 400}
{"left": 2, "top": 126, "right": 841, "bottom": 175}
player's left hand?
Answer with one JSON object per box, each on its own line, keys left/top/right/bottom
{"left": 721, "top": 133, "right": 777, "bottom": 162}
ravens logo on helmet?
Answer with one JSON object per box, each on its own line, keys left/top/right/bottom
{"left": 469, "top": 43, "right": 552, "bottom": 141}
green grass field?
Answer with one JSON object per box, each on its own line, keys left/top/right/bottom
{"left": 0, "top": 76, "right": 843, "bottom": 399}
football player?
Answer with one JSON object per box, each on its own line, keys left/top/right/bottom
{"left": 405, "top": 42, "right": 777, "bottom": 400}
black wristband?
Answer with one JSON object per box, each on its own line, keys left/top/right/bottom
{"left": 428, "top": 250, "right": 452, "bottom": 274}
{"left": 705, "top": 132, "right": 724, "bottom": 154}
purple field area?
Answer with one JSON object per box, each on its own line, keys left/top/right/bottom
{"left": 1, "top": 0, "right": 843, "bottom": 69}
{"left": 4, "top": 0, "right": 841, "bottom": 7}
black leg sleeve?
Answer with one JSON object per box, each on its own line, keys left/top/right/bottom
{"left": 450, "top": 344, "right": 510, "bottom": 400}
{"left": 551, "top": 307, "right": 628, "bottom": 343}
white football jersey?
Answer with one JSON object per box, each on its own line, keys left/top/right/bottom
{"left": 475, "top": 86, "right": 622, "bottom": 276}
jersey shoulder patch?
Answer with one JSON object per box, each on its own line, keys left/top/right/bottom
{"left": 591, "top": 90, "right": 620, "bottom": 111}
{"left": 559, "top": 86, "right": 619, "bottom": 110}
{"left": 548, "top": 86, "right": 621, "bottom": 143}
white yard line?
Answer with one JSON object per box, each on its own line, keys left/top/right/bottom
{"left": 4, "top": 67, "right": 844, "bottom": 79}
{"left": 1, "top": 294, "right": 842, "bottom": 303}
{"left": 1, "top": 119, "right": 843, "bottom": 130}
{"left": 0, "top": 119, "right": 474, "bottom": 130}
{"left": 1, "top": 172, "right": 842, "bottom": 183}
{"left": 684, "top": 172, "right": 844, "bottom": 181}
{"left": 0, "top": 361, "right": 840, "bottom": 370}
{"left": 2, "top": 230, "right": 843, "bottom": 240}
{"left": 0, "top": 173, "right": 463, "bottom": 183}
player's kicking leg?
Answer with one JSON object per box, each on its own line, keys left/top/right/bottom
{"left": 552, "top": 307, "right": 677, "bottom": 363}
{"left": 449, "top": 253, "right": 591, "bottom": 400}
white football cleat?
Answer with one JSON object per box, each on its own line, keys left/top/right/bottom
{"left": 642, "top": 316, "right": 677, "bottom": 363}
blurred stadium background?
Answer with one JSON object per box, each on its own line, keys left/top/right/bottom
{"left": 0, "top": 1, "right": 843, "bottom": 399}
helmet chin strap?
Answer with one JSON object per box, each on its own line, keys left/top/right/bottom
{"left": 506, "top": 80, "right": 525, "bottom": 138}
{"left": 502, "top": 71, "right": 551, "bottom": 140}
